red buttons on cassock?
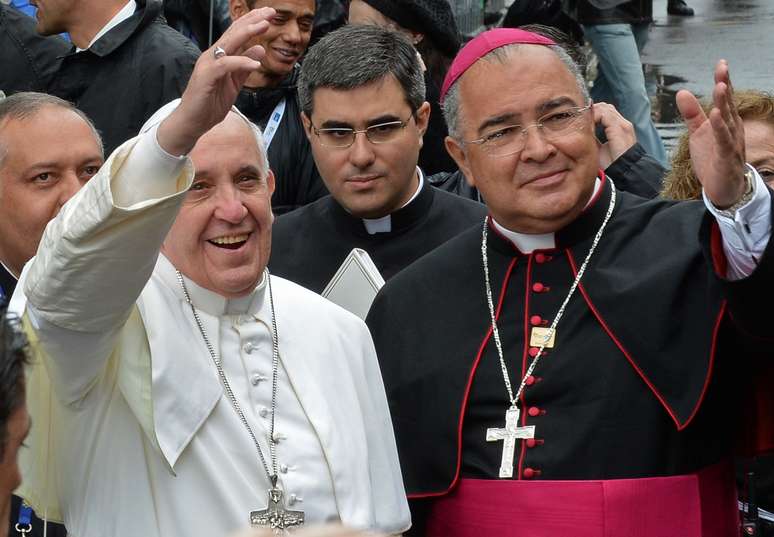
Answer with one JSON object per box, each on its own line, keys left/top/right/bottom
{"left": 523, "top": 467, "right": 541, "bottom": 479}
{"left": 528, "top": 406, "right": 540, "bottom": 417}
{"left": 534, "top": 253, "right": 546, "bottom": 264}
{"left": 528, "top": 347, "right": 539, "bottom": 358}
{"left": 530, "top": 315, "right": 542, "bottom": 326}
{"left": 532, "top": 282, "right": 545, "bottom": 293}
{"left": 526, "top": 438, "right": 537, "bottom": 448}
{"left": 525, "top": 375, "right": 536, "bottom": 386}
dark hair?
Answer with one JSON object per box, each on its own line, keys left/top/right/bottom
{"left": 0, "top": 92, "right": 104, "bottom": 166}
{"left": 297, "top": 24, "right": 425, "bottom": 116}
{"left": 0, "top": 301, "right": 29, "bottom": 458}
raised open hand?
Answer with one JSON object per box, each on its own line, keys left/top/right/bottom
{"left": 676, "top": 60, "right": 747, "bottom": 209}
{"left": 158, "top": 7, "right": 276, "bottom": 156}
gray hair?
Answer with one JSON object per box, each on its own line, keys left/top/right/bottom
{"left": 297, "top": 24, "right": 426, "bottom": 117}
{"left": 0, "top": 92, "right": 104, "bottom": 166}
{"left": 443, "top": 44, "right": 590, "bottom": 140}
{"left": 233, "top": 110, "right": 270, "bottom": 176}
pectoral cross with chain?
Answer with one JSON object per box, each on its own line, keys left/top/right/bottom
{"left": 486, "top": 405, "right": 535, "bottom": 478}
{"left": 250, "top": 488, "right": 305, "bottom": 534}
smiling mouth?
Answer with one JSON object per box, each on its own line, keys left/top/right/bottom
{"left": 208, "top": 234, "right": 250, "bottom": 250}
{"left": 274, "top": 48, "right": 299, "bottom": 61}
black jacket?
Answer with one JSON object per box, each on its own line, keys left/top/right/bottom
{"left": 234, "top": 67, "right": 328, "bottom": 214}
{"left": 0, "top": 4, "right": 69, "bottom": 94}
{"left": 46, "top": 0, "right": 199, "bottom": 154}
{"left": 575, "top": 0, "right": 653, "bottom": 25}
{"left": 163, "top": 0, "right": 230, "bottom": 49}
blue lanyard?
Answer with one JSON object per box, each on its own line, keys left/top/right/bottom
{"left": 16, "top": 502, "right": 32, "bottom": 535}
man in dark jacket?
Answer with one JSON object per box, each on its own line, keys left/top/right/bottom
{"left": 0, "top": 3, "right": 68, "bottom": 94}
{"left": 576, "top": 0, "right": 668, "bottom": 168}
{"left": 37, "top": 0, "right": 199, "bottom": 154}
{"left": 229, "top": 0, "right": 328, "bottom": 214}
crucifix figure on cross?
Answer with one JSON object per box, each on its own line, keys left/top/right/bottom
{"left": 250, "top": 488, "right": 305, "bottom": 534}
{"left": 486, "top": 405, "right": 536, "bottom": 478}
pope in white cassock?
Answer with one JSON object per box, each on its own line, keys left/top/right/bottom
{"left": 9, "top": 8, "right": 410, "bottom": 537}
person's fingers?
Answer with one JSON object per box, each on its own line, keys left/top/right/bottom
{"left": 713, "top": 82, "right": 735, "bottom": 129}
{"left": 243, "top": 44, "right": 266, "bottom": 63}
{"left": 676, "top": 89, "right": 707, "bottom": 134}
{"left": 215, "top": 7, "right": 274, "bottom": 55}
{"left": 213, "top": 55, "right": 263, "bottom": 77}
{"left": 708, "top": 107, "right": 734, "bottom": 150}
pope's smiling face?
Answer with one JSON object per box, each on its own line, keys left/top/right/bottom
{"left": 161, "top": 113, "right": 275, "bottom": 298}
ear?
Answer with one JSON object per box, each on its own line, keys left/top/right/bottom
{"left": 445, "top": 135, "right": 477, "bottom": 188}
{"left": 300, "top": 112, "right": 313, "bottom": 142}
{"left": 410, "top": 31, "right": 424, "bottom": 46}
{"left": 266, "top": 168, "right": 276, "bottom": 196}
{"left": 414, "top": 101, "right": 431, "bottom": 150}
{"left": 229, "top": 0, "right": 249, "bottom": 20}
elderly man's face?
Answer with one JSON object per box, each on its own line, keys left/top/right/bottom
{"left": 0, "top": 107, "right": 102, "bottom": 276}
{"left": 162, "top": 113, "right": 275, "bottom": 298}
{"left": 0, "top": 402, "right": 29, "bottom": 537}
{"left": 446, "top": 46, "right": 599, "bottom": 234}
{"left": 302, "top": 75, "right": 430, "bottom": 219}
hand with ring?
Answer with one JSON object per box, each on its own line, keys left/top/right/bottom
{"left": 157, "top": 7, "right": 276, "bottom": 156}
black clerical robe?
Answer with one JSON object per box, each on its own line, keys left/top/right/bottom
{"left": 269, "top": 182, "right": 487, "bottom": 293}
{"left": 366, "top": 178, "right": 774, "bottom": 535}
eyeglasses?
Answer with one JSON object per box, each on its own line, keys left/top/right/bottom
{"left": 310, "top": 113, "right": 415, "bottom": 148}
{"left": 464, "top": 105, "right": 592, "bottom": 157}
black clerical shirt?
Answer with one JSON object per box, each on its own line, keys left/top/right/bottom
{"left": 269, "top": 181, "right": 486, "bottom": 293}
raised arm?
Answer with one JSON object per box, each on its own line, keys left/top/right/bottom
{"left": 17, "top": 7, "right": 276, "bottom": 402}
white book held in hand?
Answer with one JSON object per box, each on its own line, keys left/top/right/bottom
{"left": 322, "top": 249, "right": 385, "bottom": 320}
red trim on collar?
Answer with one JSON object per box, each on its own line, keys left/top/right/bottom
{"left": 709, "top": 221, "right": 728, "bottom": 278}
{"left": 407, "top": 257, "right": 519, "bottom": 499}
{"left": 566, "top": 248, "right": 721, "bottom": 431}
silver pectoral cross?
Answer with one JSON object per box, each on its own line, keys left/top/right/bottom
{"left": 486, "top": 405, "right": 536, "bottom": 478}
{"left": 250, "top": 488, "right": 305, "bottom": 534}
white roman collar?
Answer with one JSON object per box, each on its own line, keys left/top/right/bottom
{"left": 492, "top": 178, "right": 602, "bottom": 253}
{"left": 362, "top": 167, "right": 424, "bottom": 235}
{"left": 78, "top": 0, "right": 137, "bottom": 52}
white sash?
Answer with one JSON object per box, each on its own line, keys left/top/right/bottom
{"left": 262, "top": 97, "right": 287, "bottom": 149}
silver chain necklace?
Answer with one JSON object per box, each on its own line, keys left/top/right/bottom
{"left": 482, "top": 181, "right": 616, "bottom": 478}
{"left": 176, "top": 269, "right": 304, "bottom": 532}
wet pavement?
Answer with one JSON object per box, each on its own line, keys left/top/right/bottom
{"left": 641, "top": 0, "right": 774, "bottom": 148}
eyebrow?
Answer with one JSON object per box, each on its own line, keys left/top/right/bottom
{"left": 320, "top": 114, "right": 403, "bottom": 130}
{"left": 275, "top": 9, "right": 314, "bottom": 19}
{"left": 235, "top": 164, "right": 263, "bottom": 178}
{"left": 476, "top": 97, "right": 582, "bottom": 136}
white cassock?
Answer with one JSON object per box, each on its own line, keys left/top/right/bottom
{"left": 11, "top": 126, "right": 411, "bottom": 537}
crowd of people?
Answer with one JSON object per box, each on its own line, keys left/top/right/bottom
{"left": 0, "top": 0, "right": 772, "bottom": 536}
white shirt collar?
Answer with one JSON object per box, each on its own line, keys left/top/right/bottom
{"left": 362, "top": 167, "right": 424, "bottom": 235}
{"left": 0, "top": 260, "right": 18, "bottom": 281}
{"left": 77, "top": 0, "right": 136, "bottom": 52}
{"left": 492, "top": 177, "right": 602, "bottom": 253}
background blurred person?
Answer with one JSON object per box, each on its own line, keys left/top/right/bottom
{"left": 0, "top": 302, "right": 29, "bottom": 537}
{"left": 35, "top": 0, "right": 200, "bottom": 154}
{"left": 0, "top": 3, "right": 68, "bottom": 94}
{"left": 348, "top": 0, "right": 461, "bottom": 175}
{"left": 574, "top": 0, "right": 669, "bottom": 167}
{"left": 229, "top": 0, "right": 328, "bottom": 214}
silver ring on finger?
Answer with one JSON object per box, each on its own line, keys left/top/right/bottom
{"left": 213, "top": 46, "right": 227, "bottom": 60}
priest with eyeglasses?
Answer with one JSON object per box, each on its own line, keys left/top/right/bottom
{"left": 367, "top": 28, "right": 774, "bottom": 536}
{"left": 9, "top": 8, "right": 410, "bottom": 537}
